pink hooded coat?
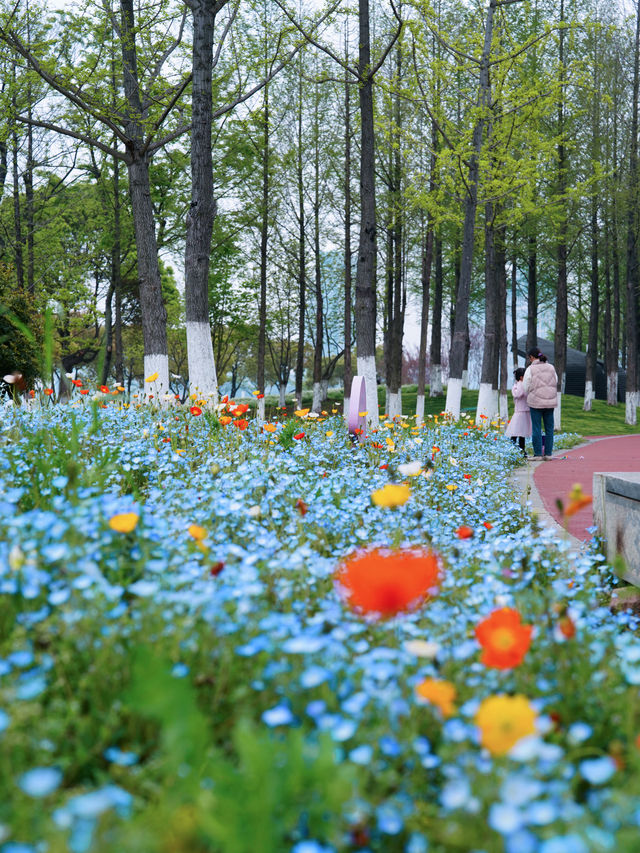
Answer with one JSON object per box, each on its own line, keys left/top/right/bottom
{"left": 505, "top": 381, "right": 532, "bottom": 438}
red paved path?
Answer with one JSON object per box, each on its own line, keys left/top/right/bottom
{"left": 534, "top": 435, "right": 640, "bottom": 541}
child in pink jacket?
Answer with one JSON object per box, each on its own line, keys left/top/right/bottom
{"left": 505, "top": 367, "right": 532, "bottom": 457}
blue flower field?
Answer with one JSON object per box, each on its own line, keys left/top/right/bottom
{"left": 1, "top": 396, "right": 639, "bottom": 853}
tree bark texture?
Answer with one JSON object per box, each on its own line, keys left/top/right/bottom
{"left": 185, "top": 0, "right": 218, "bottom": 398}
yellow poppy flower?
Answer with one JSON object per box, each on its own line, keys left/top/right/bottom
{"left": 145, "top": 372, "right": 159, "bottom": 383}
{"left": 188, "top": 524, "right": 207, "bottom": 541}
{"left": 108, "top": 512, "right": 139, "bottom": 533}
{"left": 371, "top": 483, "right": 410, "bottom": 507}
{"left": 415, "top": 678, "right": 456, "bottom": 718}
{"left": 475, "top": 694, "right": 537, "bottom": 755}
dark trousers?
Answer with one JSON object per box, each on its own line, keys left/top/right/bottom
{"left": 510, "top": 436, "right": 526, "bottom": 456}
{"left": 530, "top": 408, "right": 554, "bottom": 457}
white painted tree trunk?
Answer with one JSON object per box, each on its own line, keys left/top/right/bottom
{"left": 144, "top": 353, "right": 170, "bottom": 401}
{"left": 357, "top": 354, "right": 379, "bottom": 426}
{"left": 312, "top": 381, "right": 323, "bottom": 413}
{"left": 476, "top": 382, "right": 498, "bottom": 425}
{"left": 583, "top": 379, "right": 593, "bottom": 411}
{"left": 343, "top": 396, "right": 350, "bottom": 421}
{"left": 626, "top": 390, "right": 638, "bottom": 425}
{"left": 461, "top": 369, "right": 469, "bottom": 389}
{"left": 257, "top": 396, "right": 266, "bottom": 422}
{"left": 186, "top": 321, "right": 218, "bottom": 401}
{"left": 429, "top": 364, "right": 442, "bottom": 396}
{"left": 415, "top": 393, "right": 425, "bottom": 426}
{"left": 607, "top": 371, "right": 618, "bottom": 405}
{"left": 279, "top": 384, "right": 286, "bottom": 408}
{"left": 445, "top": 377, "right": 463, "bottom": 420}
{"left": 387, "top": 390, "right": 402, "bottom": 418}
{"left": 499, "top": 391, "right": 508, "bottom": 423}
{"left": 554, "top": 393, "right": 562, "bottom": 430}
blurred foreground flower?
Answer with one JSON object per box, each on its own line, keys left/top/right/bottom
{"left": 415, "top": 678, "right": 456, "bottom": 718}
{"left": 563, "top": 483, "right": 593, "bottom": 518}
{"left": 108, "top": 512, "right": 139, "bottom": 533}
{"left": 475, "top": 694, "right": 537, "bottom": 755}
{"left": 335, "top": 547, "right": 441, "bottom": 619}
{"left": 371, "top": 483, "right": 410, "bottom": 508}
{"left": 475, "top": 607, "right": 532, "bottom": 670}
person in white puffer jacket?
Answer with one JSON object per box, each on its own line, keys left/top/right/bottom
{"left": 523, "top": 348, "right": 558, "bottom": 460}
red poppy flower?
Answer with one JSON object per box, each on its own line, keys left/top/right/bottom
{"left": 234, "top": 418, "right": 249, "bottom": 430}
{"left": 100, "top": 385, "right": 109, "bottom": 393}
{"left": 233, "top": 403, "right": 249, "bottom": 416}
{"left": 257, "top": 393, "right": 264, "bottom": 399}
{"left": 475, "top": 608, "right": 532, "bottom": 670}
{"left": 294, "top": 432, "right": 305, "bottom": 440}
{"left": 29, "top": 390, "right": 35, "bottom": 398}
{"left": 456, "top": 526, "right": 474, "bottom": 539}
{"left": 71, "top": 379, "right": 82, "bottom": 387}
{"left": 379, "top": 464, "right": 388, "bottom": 470}
{"left": 80, "top": 389, "right": 89, "bottom": 395}
{"left": 295, "top": 498, "right": 308, "bottom": 516}
{"left": 335, "top": 547, "right": 442, "bottom": 619}
{"left": 44, "top": 388, "right": 53, "bottom": 396}
{"left": 483, "top": 521, "right": 493, "bottom": 530}
{"left": 210, "top": 561, "right": 225, "bottom": 577}
{"left": 190, "top": 406, "right": 202, "bottom": 416}
{"left": 221, "top": 395, "right": 229, "bottom": 403}
{"left": 558, "top": 615, "right": 576, "bottom": 639}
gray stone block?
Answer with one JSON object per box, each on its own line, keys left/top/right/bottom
{"left": 593, "top": 472, "right": 640, "bottom": 586}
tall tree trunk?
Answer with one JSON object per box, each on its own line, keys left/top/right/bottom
{"left": 477, "top": 200, "right": 499, "bottom": 422}
{"left": 11, "top": 73, "right": 24, "bottom": 290}
{"left": 343, "top": 46, "right": 353, "bottom": 418}
{"left": 604, "top": 220, "right": 615, "bottom": 405}
{"left": 626, "top": 0, "right": 640, "bottom": 424}
{"left": 257, "top": 82, "right": 269, "bottom": 421}
{"left": 112, "top": 153, "right": 124, "bottom": 385}
{"left": 385, "top": 45, "right": 404, "bottom": 419}
{"left": 497, "top": 225, "right": 508, "bottom": 420}
{"left": 553, "top": 0, "right": 567, "bottom": 429}
{"left": 584, "top": 195, "right": 599, "bottom": 410}
{"left": 526, "top": 231, "right": 538, "bottom": 353}
{"left": 416, "top": 124, "right": 436, "bottom": 423}
{"left": 355, "top": 0, "right": 378, "bottom": 425}
{"left": 295, "top": 57, "right": 306, "bottom": 410}
{"left": 429, "top": 236, "right": 443, "bottom": 395}
{"left": 312, "top": 81, "right": 324, "bottom": 414}
{"left": 445, "top": 0, "right": 495, "bottom": 419}
{"left": 185, "top": 0, "right": 218, "bottom": 401}
{"left": 120, "top": 0, "right": 168, "bottom": 393}
{"left": 511, "top": 247, "right": 518, "bottom": 369}
{"left": 102, "top": 282, "right": 114, "bottom": 384}
{"left": 416, "top": 215, "right": 433, "bottom": 424}
{"left": 608, "top": 96, "right": 621, "bottom": 404}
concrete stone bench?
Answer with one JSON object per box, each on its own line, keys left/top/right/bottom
{"left": 593, "top": 473, "right": 640, "bottom": 586}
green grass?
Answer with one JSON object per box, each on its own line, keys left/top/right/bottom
{"left": 254, "top": 383, "right": 636, "bottom": 436}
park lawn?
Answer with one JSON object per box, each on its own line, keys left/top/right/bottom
{"left": 267, "top": 383, "right": 638, "bottom": 437}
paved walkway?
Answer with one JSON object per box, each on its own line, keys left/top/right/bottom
{"left": 511, "top": 435, "right": 640, "bottom": 545}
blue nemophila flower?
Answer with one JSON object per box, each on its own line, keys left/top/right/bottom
{"left": 103, "top": 748, "right": 139, "bottom": 767}
{"left": 18, "top": 766, "right": 62, "bottom": 797}
{"left": 262, "top": 704, "right": 295, "bottom": 727}
{"left": 579, "top": 756, "right": 617, "bottom": 786}
{"left": 488, "top": 802, "right": 523, "bottom": 834}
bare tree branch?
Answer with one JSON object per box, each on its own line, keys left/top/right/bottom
{"left": 14, "top": 114, "right": 123, "bottom": 160}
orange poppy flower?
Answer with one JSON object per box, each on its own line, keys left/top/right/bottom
{"left": 335, "top": 547, "right": 442, "bottom": 619}
{"left": 233, "top": 418, "right": 249, "bottom": 430}
{"left": 263, "top": 423, "right": 277, "bottom": 433}
{"left": 44, "top": 388, "right": 53, "bottom": 396}
{"left": 456, "top": 525, "right": 474, "bottom": 539}
{"left": 219, "top": 416, "right": 232, "bottom": 426}
{"left": 190, "top": 406, "right": 202, "bottom": 416}
{"left": 233, "top": 403, "right": 249, "bottom": 416}
{"left": 475, "top": 608, "right": 532, "bottom": 670}
{"left": 295, "top": 498, "right": 308, "bottom": 516}
{"left": 294, "top": 432, "right": 305, "bottom": 440}
{"left": 564, "top": 495, "right": 592, "bottom": 518}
